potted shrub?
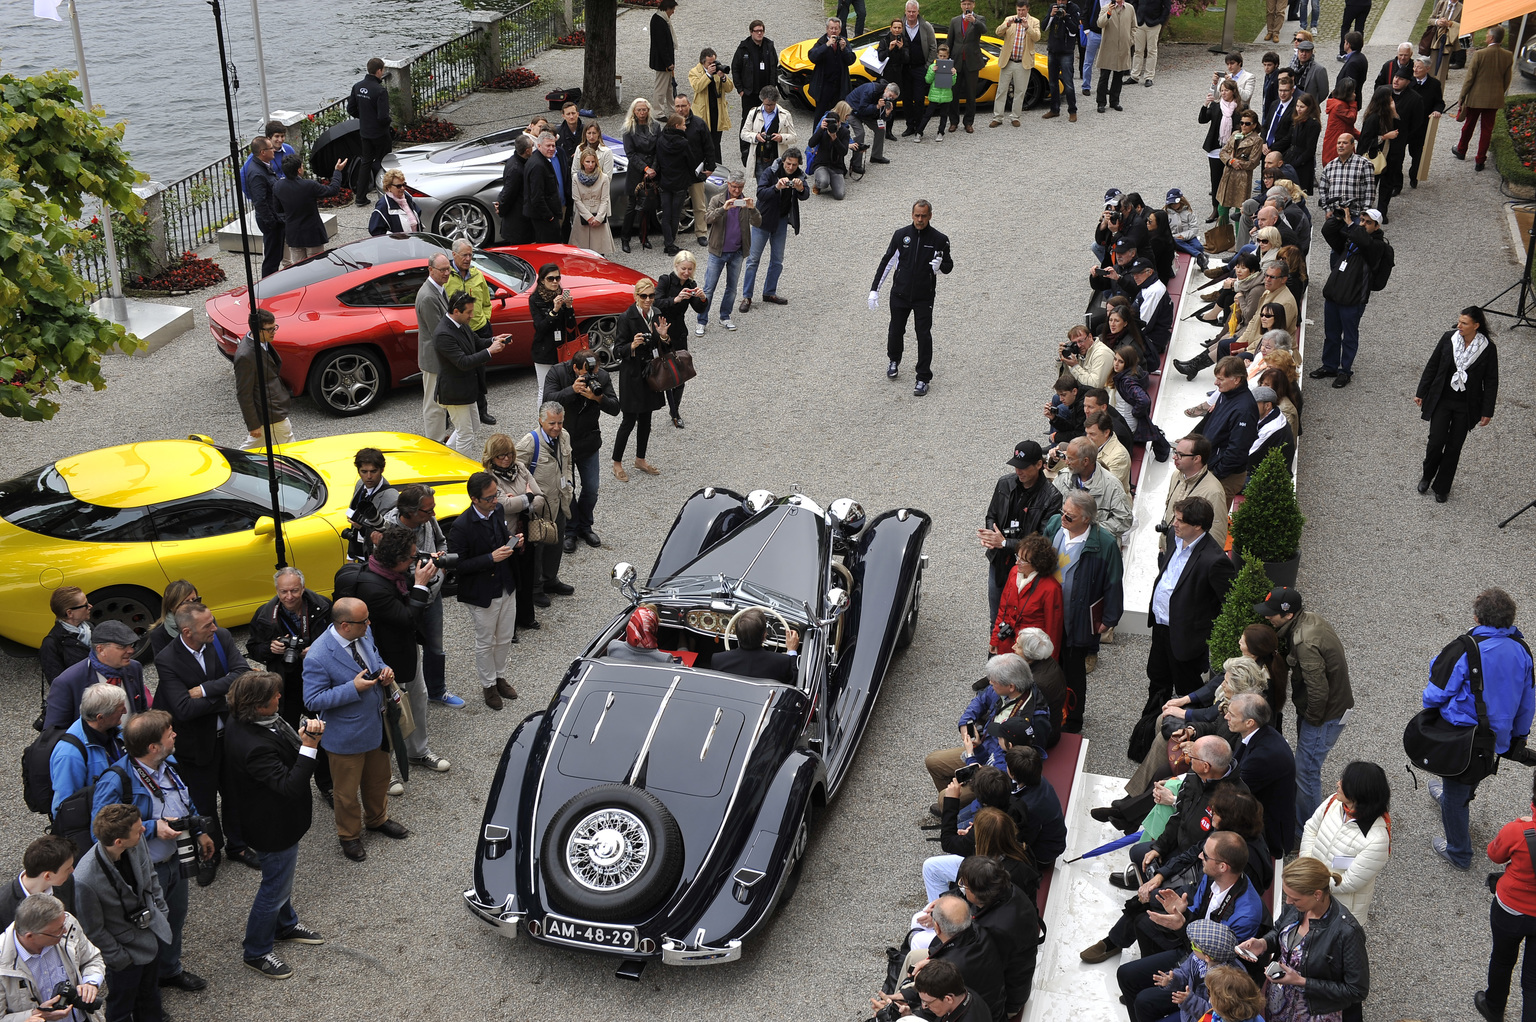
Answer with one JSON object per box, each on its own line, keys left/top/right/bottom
{"left": 1207, "top": 551, "right": 1274, "bottom": 669}
{"left": 1228, "top": 446, "right": 1304, "bottom": 588}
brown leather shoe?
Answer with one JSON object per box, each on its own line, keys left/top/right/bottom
{"left": 483, "top": 686, "right": 503, "bottom": 711}
{"left": 612, "top": 461, "right": 629, "bottom": 482}
{"left": 738, "top": 297, "right": 752, "bottom": 312}
{"left": 635, "top": 458, "right": 659, "bottom": 475}
{"left": 340, "top": 839, "right": 366, "bottom": 862}
{"left": 762, "top": 294, "right": 788, "bottom": 305}
{"left": 1080, "top": 939, "right": 1119, "bottom": 964}
{"left": 1041, "top": 110, "right": 1059, "bottom": 119}
{"left": 495, "top": 677, "right": 518, "bottom": 700}
{"left": 964, "top": 124, "right": 974, "bottom": 133}
{"left": 1069, "top": 112, "right": 1078, "bottom": 122}
{"left": 368, "top": 819, "right": 410, "bottom": 839}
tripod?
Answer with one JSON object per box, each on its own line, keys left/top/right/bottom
{"left": 1499, "top": 496, "right": 1536, "bottom": 528}
{"left": 1484, "top": 214, "right": 1536, "bottom": 330}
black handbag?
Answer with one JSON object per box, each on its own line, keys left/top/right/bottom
{"left": 1403, "top": 634, "right": 1498, "bottom": 784}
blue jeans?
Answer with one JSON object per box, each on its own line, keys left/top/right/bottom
{"left": 573, "top": 448, "right": 601, "bottom": 533}
{"left": 242, "top": 842, "right": 300, "bottom": 960}
{"left": 742, "top": 221, "right": 789, "bottom": 299}
{"left": 1322, "top": 301, "right": 1365, "bottom": 373}
{"left": 1173, "top": 237, "right": 1205, "bottom": 257}
{"left": 923, "top": 854, "right": 964, "bottom": 901}
{"left": 154, "top": 858, "right": 187, "bottom": 979}
{"left": 1298, "top": 0, "right": 1320, "bottom": 28}
{"left": 1439, "top": 776, "right": 1476, "bottom": 869}
{"left": 1295, "top": 716, "right": 1348, "bottom": 832}
{"left": 700, "top": 249, "right": 744, "bottom": 324}
{"left": 1081, "top": 31, "right": 1101, "bottom": 92}
{"left": 420, "top": 594, "right": 446, "bottom": 698}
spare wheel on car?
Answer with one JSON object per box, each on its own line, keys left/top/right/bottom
{"left": 541, "top": 784, "right": 684, "bottom": 921}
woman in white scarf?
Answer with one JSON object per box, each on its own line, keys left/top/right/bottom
{"left": 1198, "top": 79, "right": 1246, "bottom": 221}
{"left": 1415, "top": 305, "right": 1499, "bottom": 502}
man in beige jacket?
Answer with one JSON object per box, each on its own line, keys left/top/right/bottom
{"left": 1085, "top": 412, "right": 1132, "bottom": 497}
{"left": 990, "top": 0, "right": 1041, "bottom": 127}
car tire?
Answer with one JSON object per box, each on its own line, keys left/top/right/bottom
{"left": 775, "top": 802, "right": 815, "bottom": 907}
{"left": 1022, "top": 70, "right": 1048, "bottom": 111}
{"left": 307, "top": 346, "right": 388, "bottom": 416}
{"left": 896, "top": 569, "right": 922, "bottom": 650}
{"left": 88, "top": 585, "right": 162, "bottom": 653}
{"left": 541, "top": 784, "right": 684, "bottom": 922}
{"left": 435, "top": 199, "right": 493, "bottom": 247}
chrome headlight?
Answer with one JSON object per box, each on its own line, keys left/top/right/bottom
{"left": 746, "top": 489, "right": 777, "bottom": 513}
{"left": 828, "top": 498, "right": 866, "bottom": 532}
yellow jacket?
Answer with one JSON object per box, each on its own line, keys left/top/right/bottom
{"left": 444, "top": 263, "right": 492, "bottom": 333}
{"left": 688, "top": 63, "right": 735, "bottom": 131}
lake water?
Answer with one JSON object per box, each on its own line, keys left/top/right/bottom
{"left": 0, "top": 0, "right": 484, "bottom": 181}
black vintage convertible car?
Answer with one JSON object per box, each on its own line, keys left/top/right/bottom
{"left": 464, "top": 488, "right": 929, "bottom": 974}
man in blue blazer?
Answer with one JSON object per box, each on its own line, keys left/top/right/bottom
{"left": 302, "top": 598, "right": 410, "bottom": 862}
{"left": 1226, "top": 691, "right": 1298, "bottom": 855}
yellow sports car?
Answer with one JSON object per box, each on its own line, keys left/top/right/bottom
{"left": 777, "top": 27, "right": 1053, "bottom": 111}
{"left": 0, "top": 432, "right": 480, "bottom": 650}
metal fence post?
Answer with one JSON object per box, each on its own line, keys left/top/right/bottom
{"left": 133, "top": 181, "right": 169, "bottom": 277}
{"left": 470, "top": 11, "right": 505, "bottom": 80}
{"left": 385, "top": 59, "right": 416, "bottom": 128}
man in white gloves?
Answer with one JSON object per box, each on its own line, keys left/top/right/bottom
{"left": 870, "top": 199, "right": 953, "bottom": 396}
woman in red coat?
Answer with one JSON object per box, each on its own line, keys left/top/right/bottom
{"left": 990, "top": 534, "right": 1063, "bottom": 660}
{"left": 1322, "top": 77, "right": 1360, "bottom": 166}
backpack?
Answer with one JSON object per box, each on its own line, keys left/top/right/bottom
{"left": 52, "top": 764, "right": 130, "bottom": 853}
{"left": 1369, "top": 236, "right": 1394, "bottom": 291}
{"left": 332, "top": 560, "right": 366, "bottom": 601}
{"left": 22, "top": 728, "right": 82, "bottom": 815}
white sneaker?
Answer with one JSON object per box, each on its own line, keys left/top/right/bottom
{"left": 695, "top": 323, "right": 705, "bottom": 336}
{"left": 388, "top": 779, "right": 405, "bottom": 796}
{"left": 720, "top": 319, "right": 737, "bottom": 331}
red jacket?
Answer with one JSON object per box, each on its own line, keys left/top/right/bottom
{"left": 1491, "top": 815, "right": 1536, "bottom": 917}
{"left": 991, "top": 567, "right": 1064, "bottom": 659}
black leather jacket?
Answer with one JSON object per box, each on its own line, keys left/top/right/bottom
{"left": 1257, "top": 898, "right": 1370, "bottom": 1015}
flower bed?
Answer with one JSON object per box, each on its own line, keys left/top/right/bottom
{"left": 1493, "top": 96, "right": 1536, "bottom": 192}
{"left": 395, "top": 117, "right": 460, "bottom": 145}
{"left": 126, "top": 252, "right": 226, "bottom": 295}
{"left": 555, "top": 30, "right": 587, "bottom": 47}
{"left": 485, "top": 66, "right": 542, "bottom": 91}
{"left": 318, "top": 187, "right": 356, "bottom": 209}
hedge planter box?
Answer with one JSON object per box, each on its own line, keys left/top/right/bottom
{"left": 1231, "top": 548, "right": 1301, "bottom": 590}
{"left": 1494, "top": 98, "right": 1536, "bottom": 197}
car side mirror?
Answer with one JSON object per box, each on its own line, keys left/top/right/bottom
{"left": 253, "top": 516, "right": 275, "bottom": 537}
{"left": 823, "top": 587, "right": 849, "bottom": 621}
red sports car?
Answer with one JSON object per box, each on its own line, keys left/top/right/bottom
{"left": 207, "top": 234, "right": 648, "bottom": 416}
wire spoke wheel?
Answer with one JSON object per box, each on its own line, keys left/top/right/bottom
{"left": 565, "top": 808, "right": 651, "bottom": 892}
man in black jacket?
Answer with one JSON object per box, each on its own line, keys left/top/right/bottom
{"left": 711, "top": 609, "right": 799, "bottom": 682}
{"left": 870, "top": 199, "right": 953, "bottom": 396}
{"left": 1261, "top": 72, "right": 1295, "bottom": 155}
{"left": 1129, "top": 0, "right": 1169, "bottom": 86}
{"left": 958, "top": 856, "right": 1038, "bottom": 1020}
{"left": 522, "top": 132, "right": 564, "bottom": 243}
{"left": 543, "top": 350, "right": 620, "bottom": 552}
{"left": 245, "top": 568, "right": 333, "bottom": 799}
{"left": 447, "top": 472, "right": 521, "bottom": 711}
{"left": 731, "top": 21, "right": 778, "bottom": 163}
{"left": 1313, "top": 207, "right": 1386, "bottom": 387}
{"left": 1408, "top": 56, "right": 1445, "bottom": 185}
{"left": 910, "top": 961, "right": 991, "bottom": 1022}
{"left": 495, "top": 136, "right": 534, "bottom": 244}
{"left": 1226, "top": 692, "right": 1298, "bottom": 854}
{"left": 979, "top": 441, "right": 1063, "bottom": 625}
{"left": 948, "top": 0, "right": 988, "bottom": 130}
{"left": 1139, "top": 737, "right": 1250, "bottom": 873}
{"left": 273, "top": 156, "right": 346, "bottom": 266}
{"left": 809, "top": 18, "right": 857, "bottom": 121}
{"left": 434, "top": 293, "right": 505, "bottom": 456}
{"left": 346, "top": 57, "right": 391, "bottom": 205}
{"left": 243, "top": 137, "right": 285, "bottom": 278}
{"left": 649, "top": 0, "right": 678, "bottom": 111}
{"left": 224, "top": 671, "right": 326, "bottom": 981}
{"left": 1198, "top": 357, "right": 1260, "bottom": 504}
{"left": 903, "top": 894, "right": 1007, "bottom": 1021}
{"left": 673, "top": 94, "right": 714, "bottom": 247}
{"left": 1043, "top": 0, "right": 1083, "bottom": 120}
{"left": 154, "top": 602, "right": 258, "bottom": 881}
{"left": 1145, "top": 496, "right": 1236, "bottom": 712}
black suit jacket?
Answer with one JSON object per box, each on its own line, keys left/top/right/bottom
{"left": 433, "top": 316, "right": 492, "bottom": 406}
{"left": 152, "top": 629, "right": 249, "bottom": 768}
{"left": 223, "top": 718, "right": 315, "bottom": 853}
{"left": 1263, "top": 97, "right": 1295, "bottom": 152}
{"left": 1235, "top": 725, "right": 1298, "bottom": 854}
{"left": 711, "top": 647, "right": 798, "bottom": 684}
{"left": 0, "top": 875, "right": 73, "bottom": 931}
{"left": 947, "top": 12, "right": 988, "bottom": 69}
{"left": 1417, "top": 330, "right": 1499, "bottom": 420}
{"left": 649, "top": 11, "right": 674, "bottom": 72}
{"left": 1147, "top": 532, "right": 1238, "bottom": 662}
{"left": 522, "top": 150, "right": 562, "bottom": 223}
{"left": 447, "top": 508, "right": 517, "bottom": 608}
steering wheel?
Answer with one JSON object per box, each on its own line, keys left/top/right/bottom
{"left": 722, "top": 606, "right": 792, "bottom": 650}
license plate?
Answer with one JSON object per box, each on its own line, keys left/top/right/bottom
{"left": 541, "top": 913, "right": 638, "bottom": 951}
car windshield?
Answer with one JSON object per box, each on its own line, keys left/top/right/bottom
{"left": 644, "top": 574, "right": 811, "bottom": 623}
{"left": 474, "top": 249, "right": 535, "bottom": 292}
{"left": 216, "top": 450, "right": 326, "bottom": 517}
{"left": 430, "top": 128, "right": 522, "bottom": 163}
{"left": 0, "top": 466, "right": 154, "bottom": 542}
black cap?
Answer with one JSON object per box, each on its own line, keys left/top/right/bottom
{"left": 988, "top": 715, "right": 1039, "bottom": 746}
{"left": 1128, "top": 258, "right": 1155, "bottom": 274}
{"left": 92, "top": 621, "right": 140, "bottom": 646}
{"left": 1113, "top": 236, "right": 1136, "bottom": 253}
{"left": 1008, "top": 440, "right": 1045, "bottom": 468}
{"left": 1254, "top": 587, "right": 1303, "bottom": 616}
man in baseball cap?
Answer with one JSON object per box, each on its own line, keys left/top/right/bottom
{"left": 1253, "top": 586, "right": 1302, "bottom": 617}
{"left": 980, "top": 440, "right": 1063, "bottom": 625}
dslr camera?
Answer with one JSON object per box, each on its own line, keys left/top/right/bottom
{"left": 995, "top": 622, "right": 1016, "bottom": 645}
{"left": 49, "top": 981, "right": 100, "bottom": 1015}
{"left": 1154, "top": 521, "right": 1172, "bottom": 536}
{"left": 1061, "top": 338, "right": 1082, "bottom": 359}
{"left": 418, "top": 550, "right": 461, "bottom": 569}
{"left": 279, "top": 633, "right": 305, "bottom": 665}
{"left": 164, "top": 814, "right": 215, "bottom": 879}
{"left": 578, "top": 356, "right": 605, "bottom": 394}
{"left": 342, "top": 498, "right": 386, "bottom": 560}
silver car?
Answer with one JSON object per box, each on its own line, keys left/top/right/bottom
{"left": 383, "top": 129, "right": 727, "bottom": 247}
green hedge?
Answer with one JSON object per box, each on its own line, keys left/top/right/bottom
{"left": 1492, "top": 96, "right": 1536, "bottom": 188}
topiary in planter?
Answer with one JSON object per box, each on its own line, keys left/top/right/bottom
{"left": 1207, "top": 549, "right": 1274, "bottom": 668}
{"left": 1229, "top": 446, "right": 1304, "bottom": 565}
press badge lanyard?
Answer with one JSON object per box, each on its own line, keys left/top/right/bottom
{"left": 129, "top": 758, "right": 189, "bottom": 819}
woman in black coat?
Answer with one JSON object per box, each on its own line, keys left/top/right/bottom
{"left": 528, "top": 262, "right": 576, "bottom": 420}
{"left": 652, "top": 252, "right": 707, "bottom": 428}
{"left": 655, "top": 115, "right": 698, "bottom": 254}
{"left": 1359, "top": 86, "right": 1403, "bottom": 221}
{"left": 39, "top": 586, "right": 92, "bottom": 684}
{"left": 611, "top": 280, "right": 669, "bottom": 481}
{"left": 1416, "top": 305, "right": 1499, "bottom": 502}
{"left": 620, "top": 98, "right": 661, "bottom": 250}
{"left": 1284, "top": 91, "right": 1323, "bottom": 192}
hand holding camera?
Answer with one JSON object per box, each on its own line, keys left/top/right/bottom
{"left": 298, "top": 715, "right": 325, "bottom": 748}
{"left": 487, "top": 337, "right": 508, "bottom": 356}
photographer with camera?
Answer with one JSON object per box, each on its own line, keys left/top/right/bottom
{"left": 382, "top": 485, "right": 462, "bottom": 708}
{"left": 353, "top": 525, "right": 447, "bottom": 777}
{"left": 980, "top": 441, "right": 1063, "bottom": 628}
{"left": 90, "top": 711, "right": 212, "bottom": 996}
{"left": 1059, "top": 322, "right": 1113, "bottom": 391}
{"left": 246, "top": 568, "right": 331, "bottom": 728}
{"left": 543, "top": 349, "right": 619, "bottom": 553}
{"left": 870, "top": 199, "right": 952, "bottom": 396}
{"left": 343, "top": 448, "right": 396, "bottom": 562}
{"left": 0, "top": 893, "right": 105, "bottom": 1022}
{"left": 73, "top": 804, "right": 170, "bottom": 1022}
{"left": 224, "top": 671, "right": 327, "bottom": 981}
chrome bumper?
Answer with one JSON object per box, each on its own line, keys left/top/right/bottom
{"left": 660, "top": 936, "right": 742, "bottom": 965}
{"left": 463, "top": 889, "right": 523, "bottom": 937}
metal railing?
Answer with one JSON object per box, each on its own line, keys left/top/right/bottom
{"left": 162, "top": 154, "right": 245, "bottom": 256}
{"left": 498, "top": 0, "right": 571, "bottom": 69}
{"left": 412, "top": 30, "right": 488, "bottom": 114}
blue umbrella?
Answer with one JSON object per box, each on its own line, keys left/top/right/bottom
{"left": 1064, "top": 830, "right": 1144, "bottom": 864}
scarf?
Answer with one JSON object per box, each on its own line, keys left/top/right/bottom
{"left": 254, "top": 713, "right": 303, "bottom": 751}
{"left": 88, "top": 650, "right": 126, "bottom": 685}
{"left": 1450, "top": 331, "right": 1488, "bottom": 391}
{"left": 491, "top": 462, "right": 521, "bottom": 485}
{"left": 1250, "top": 408, "right": 1287, "bottom": 454}
{"left": 1218, "top": 98, "right": 1237, "bottom": 145}
{"left": 366, "top": 554, "right": 410, "bottom": 596}
{"left": 389, "top": 192, "right": 418, "bottom": 231}
{"left": 576, "top": 168, "right": 599, "bottom": 187}
{"left": 1014, "top": 570, "right": 1037, "bottom": 594}
{"left": 626, "top": 606, "right": 660, "bottom": 649}
{"left": 61, "top": 619, "right": 91, "bottom": 647}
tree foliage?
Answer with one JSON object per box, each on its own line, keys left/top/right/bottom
{"left": 1228, "top": 446, "right": 1305, "bottom": 564}
{"left": 0, "top": 65, "right": 145, "bottom": 421}
{"left": 1207, "top": 549, "right": 1273, "bottom": 669}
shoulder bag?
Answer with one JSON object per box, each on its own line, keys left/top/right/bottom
{"left": 1403, "top": 633, "right": 1498, "bottom": 783}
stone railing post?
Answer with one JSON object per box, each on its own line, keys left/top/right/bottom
{"left": 384, "top": 59, "right": 415, "bottom": 127}
{"left": 133, "top": 181, "right": 168, "bottom": 277}
{"left": 470, "top": 11, "right": 505, "bottom": 80}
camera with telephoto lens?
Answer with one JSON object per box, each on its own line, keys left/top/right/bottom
{"left": 280, "top": 634, "right": 305, "bottom": 665}
{"left": 165, "top": 814, "right": 214, "bottom": 879}
{"left": 49, "top": 980, "right": 100, "bottom": 1014}
{"left": 342, "top": 499, "right": 387, "bottom": 560}
{"left": 418, "top": 550, "right": 460, "bottom": 569}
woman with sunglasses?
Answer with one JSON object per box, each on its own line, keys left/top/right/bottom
{"left": 40, "top": 586, "right": 94, "bottom": 683}
{"left": 1215, "top": 110, "right": 1263, "bottom": 233}
{"left": 529, "top": 263, "right": 576, "bottom": 426}
{"left": 653, "top": 250, "right": 707, "bottom": 428}
{"left": 611, "top": 280, "right": 668, "bottom": 480}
